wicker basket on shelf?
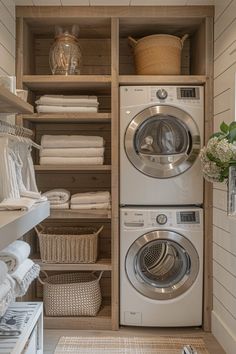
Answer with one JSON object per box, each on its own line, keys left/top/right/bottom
{"left": 35, "top": 225, "right": 103, "bottom": 264}
{"left": 39, "top": 271, "right": 103, "bottom": 317}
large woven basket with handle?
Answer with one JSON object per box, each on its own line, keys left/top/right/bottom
{"left": 39, "top": 271, "right": 103, "bottom": 317}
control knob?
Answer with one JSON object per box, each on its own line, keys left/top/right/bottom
{"left": 156, "top": 214, "right": 167, "bottom": 225}
{"left": 156, "top": 89, "right": 168, "bottom": 100}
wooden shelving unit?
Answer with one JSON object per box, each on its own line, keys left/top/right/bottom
{"left": 16, "top": 4, "right": 213, "bottom": 331}
{"left": 34, "top": 258, "right": 112, "bottom": 271}
{"left": 49, "top": 208, "right": 111, "bottom": 219}
{"left": 0, "top": 85, "right": 33, "bottom": 113}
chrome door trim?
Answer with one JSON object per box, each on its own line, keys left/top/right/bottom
{"left": 124, "top": 105, "right": 200, "bottom": 178}
{"left": 125, "top": 230, "right": 199, "bottom": 300}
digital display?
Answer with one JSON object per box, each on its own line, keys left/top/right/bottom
{"left": 177, "top": 211, "right": 200, "bottom": 224}
{"left": 177, "top": 87, "right": 200, "bottom": 99}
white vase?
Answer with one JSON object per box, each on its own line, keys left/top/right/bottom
{"left": 227, "top": 165, "right": 236, "bottom": 216}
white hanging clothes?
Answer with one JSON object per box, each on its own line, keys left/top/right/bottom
{"left": 19, "top": 143, "right": 39, "bottom": 193}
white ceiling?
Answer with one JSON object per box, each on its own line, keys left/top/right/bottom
{"left": 14, "top": 0, "right": 214, "bottom": 6}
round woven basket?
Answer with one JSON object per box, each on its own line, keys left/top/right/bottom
{"left": 39, "top": 272, "right": 103, "bottom": 317}
{"left": 129, "top": 34, "right": 188, "bottom": 75}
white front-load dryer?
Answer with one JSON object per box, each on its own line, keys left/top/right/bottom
{"left": 120, "top": 86, "right": 204, "bottom": 205}
{"left": 120, "top": 206, "right": 203, "bottom": 327}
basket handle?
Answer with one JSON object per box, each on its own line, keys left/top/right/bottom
{"left": 38, "top": 270, "right": 48, "bottom": 285}
{"left": 97, "top": 271, "right": 103, "bottom": 282}
{"left": 128, "top": 36, "right": 138, "bottom": 48}
{"left": 34, "top": 224, "right": 44, "bottom": 236}
{"left": 96, "top": 225, "right": 104, "bottom": 236}
{"left": 180, "top": 34, "right": 189, "bottom": 48}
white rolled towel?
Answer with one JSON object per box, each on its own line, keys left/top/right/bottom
{"left": 70, "top": 202, "right": 110, "bottom": 210}
{"left": 40, "top": 157, "right": 104, "bottom": 165}
{"left": 0, "top": 260, "right": 8, "bottom": 284}
{"left": 0, "top": 275, "right": 15, "bottom": 317}
{"left": 71, "top": 191, "right": 110, "bottom": 205}
{"left": 0, "top": 197, "right": 36, "bottom": 211}
{"left": 41, "top": 135, "right": 104, "bottom": 149}
{"left": 0, "top": 241, "right": 30, "bottom": 274}
{"left": 40, "top": 147, "right": 105, "bottom": 158}
{"left": 11, "top": 259, "right": 40, "bottom": 297}
{"left": 42, "top": 189, "right": 70, "bottom": 204}
{"left": 36, "top": 95, "right": 98, "bottom": 107}
{"left": 36, "top": 105, "right": 98, "bottom": 113}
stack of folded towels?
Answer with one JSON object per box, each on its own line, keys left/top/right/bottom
{"left": 42, "top": 188, "right": 71, "bottom": 210}
{"left": 35, "top": 95, "right": 99, "bottom": 113}
{"left": 0, "top": 240, "right": 40, "bottom": 303}
{"left": 0, "top": 261, "right": 15, "bottom": 317}
{"left": 70, "top": 191, "right": 111, "bottom": 210}
{"left": 40, "top": 135, "right": 105, "bottom": 165}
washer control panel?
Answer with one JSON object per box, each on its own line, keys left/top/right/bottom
{"left": 156, "top": 214, "right": 167, "bottom": 225}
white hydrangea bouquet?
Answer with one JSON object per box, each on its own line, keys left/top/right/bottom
{"left": 200, "top": 121, "right": 236, "bottom": 183}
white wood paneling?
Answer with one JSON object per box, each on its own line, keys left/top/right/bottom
{"left": 0, "top": 43, "right": 15, "bottom": 75}
{"left": 61, "top": 0, "right": 89, "bottom": 4}
{"left": 213, "top": 225, "right": 236, "bottom": 256}
{"left": 212, "top": 311, "right": 236, "bottom": 354}
{"left": 33, "top": 0, "right": 61, "bottom": 5}
{"left": 213, "top": 243, "right": 236, "bottom": 276}
{"left": 213, "top": 207, "right": 230, "bottom": 232}
{"left": 0, "top": 1, "right": 15, "bottom": 38}
{"left": 14, "top": 0, "right": 33, "bottom": 4}
{"left": 214, "top": 0, "right": 232, "bottom": 22}
{"left": 0, "top": 20, "right": 15, "bottom": 56}
{"left": 213, "top": 88, "right": 231, "bottom": 115}
{"left": 213, "top": 279, "right": 236, "bottom": 318}
{"left": 1, "top": 0, "right": 15, "bottom": 18}
{"left": 213, "top": 261, "right": 236, "bottom": 297}
{"left": 213, "top": 188, "right": 227, "bottom": 211}
{"left": 214, "top": 1, "right": 236, "bottom": 40}
{"left": 214, "top": 39, "right": 236, "bottom": 78}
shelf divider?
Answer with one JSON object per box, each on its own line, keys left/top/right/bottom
{"left": 33, "top": 258, "right": 112, "bottom": 271}
{"left": 34, "top": 165, "right": 111, "bottom": 171}
{"left": 19, "top": 112, "right": 111, "bottom": 123}
{"left": 48, "top": 208, "right": 111, "bottom": 219}
{"left": 119, "top": 75, "right": 207, "bottom": 85}
{"left": 0, "top": 85, "right": 33, "bottom": 114}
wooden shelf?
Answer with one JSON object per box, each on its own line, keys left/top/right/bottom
{"left": 119, "top": 75, "right": 208, "bottom": 85}
{"left": 0, "top": 201, "right": 49, "bottom": 250}
{"left": 33, "top": 258, "right": 112, "bottom": 271}
{"left": 19, "top": 112, "right": 111, "bottom": 123}
{"left": 49, "top": 208, "right": 111, "bottom": 219}
{"left": 44, "top": 303, "right": 112, "bottom": 330}
{"left": 34, "top": 164, "right": 111, "bottom": 171}
{"left": 0, "top": 85, "right": 33, "bottom": 114}
{"left": 23, "top": 75, "right": 111, "bottom": 93}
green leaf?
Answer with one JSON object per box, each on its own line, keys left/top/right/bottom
{"left": 228, "top": 128, "right": 236, "bottom": 142}
{"left": 220, "top": 121, "right": 229, "bottom": 134}
{"left": 229, "top": 122, "right": 236, "bottom": 131}
{"left": 210, "top": 132, "right": 225, "bottom": 139}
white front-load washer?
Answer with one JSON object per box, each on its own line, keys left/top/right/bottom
{"left": 120, "top": 206, "right": 203, "bottom": 327}
{"left": 120, "top": 86, "right": 204, "bottom": 205}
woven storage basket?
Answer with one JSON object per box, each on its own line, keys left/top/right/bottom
{"left": 35, "top": 225, "right": 103, "bottom": 264}
{"left": 39, "top": 271, "right": 103, "bottom": 317}
{"left": 128, "top": 34, "right": 188, "bottom": 75}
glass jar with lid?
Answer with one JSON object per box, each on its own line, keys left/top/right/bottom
{"left": 49, "top": 25, "right": 82, "bottom": 75}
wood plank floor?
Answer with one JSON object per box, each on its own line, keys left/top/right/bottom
{"left": 44, "top": 327, "right": 225, "bottom": 354}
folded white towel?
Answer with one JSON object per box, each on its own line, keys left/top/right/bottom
{"left": 0, "top": 197, "right": 36, "bottom": 211}
{"left": 0, "top": 276, "right": 15, "bottom": 317}
{"left": 0, "top": 261, "right": 8, "bottom": 284}
{"left": 20, "top": 190, "right": 42, "bottom": 199}
{"left": 0, "top": 240, "right": 31, "bottom": 274}
{"left": 50, "top": 202, "right": 69, "bottom": 209}
{"left": 42, "top": 189, "right": 70, "bottom": 204}
{"left": 36, "top": 105, "right": 98, "bottom": 113}
{"left": 36, "top": 95, "right": 98, "bottom": 107}
{"left": 40, "top": 157, "right": 104, "bottom": 165}
{"left": 40, "top": 147, "right": 105, "bottom": 158}
{"left": 70, "top": 202, "right": 110, "bottom": 210}
{"left": 41, "top": 135, "right": 104, "bottom": 149}
{"left": 11, "top": 259, "right": 40, "bottom": 297}
{"left": 71, "top": 191, "right": 111, "bottom": 205}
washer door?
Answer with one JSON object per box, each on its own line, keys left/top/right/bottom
{"left": 126, "top": 230, "right": 199, "bottom": 300}
{"left": 125, "top": 105, "right": 200, "bottom": 178}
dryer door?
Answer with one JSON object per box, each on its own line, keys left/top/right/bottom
{"left": 124, "top": 105, "right": 200, "bottom": 178}
{"left": 125, "top": 230, "right": 199, "bottom": 300}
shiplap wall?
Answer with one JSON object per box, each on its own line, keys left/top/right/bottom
{"left": 212, "top": 1, "right": 236, "bottom": 353}
{"left": 0, "top": 0, "right": 15, "bottom": 76}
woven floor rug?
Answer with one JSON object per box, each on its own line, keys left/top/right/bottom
{"left": 54, "top": 336, "right": 209, "bottom": 354}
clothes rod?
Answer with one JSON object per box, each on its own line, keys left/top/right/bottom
{"left": 0, "top": 119, "right": 33, "bottom": 138}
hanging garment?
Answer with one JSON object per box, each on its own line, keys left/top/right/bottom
{"left": 19, "top": 143, "right": 38, "bottom": 193}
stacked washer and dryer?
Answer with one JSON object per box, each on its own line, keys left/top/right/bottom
{"left": 120, "top": 86, "right": 204, "bottom": 327}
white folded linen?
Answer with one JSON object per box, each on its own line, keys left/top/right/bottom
{"left": 0, "top": 261, "right": 8, "bottom": 284}
{"left": 0, "top": 197, "right": 36, "bottom": 211}
{"left": 40, "top": 147, "right": 105, "bottom": 158}
{"left": 36, "top": 95, "right": 98, "bottom": 107}
{"left": 20, "top": 190, "right": 42, "bottom": 199}
{"left": 50, "top": 202, "right": 69, "bottom": 209}
{"left": 41, "top": 135, "right": 104, "bottom": 149}
{"left": 36, "top": 105, "right": 98, "bottom": 113}
{"left": 71, "top": 191, "right": 110, "bottom": 205}
{"left": 70, "top": 202, "right": 110, "bottom": 210}
{"left": 0, "top": 240, "right": 31, "bottom": 274}
{"left": 0, "top": 275, "right": 15, "bottom": 317}
{"left": 40, "top": 157, "right": 104, "bottom": 165}
{"left": 42, "top": 189, "right": 70, "bottom": 204}
{"left": 11, "top": 259, "right": 40, "bottom": 297}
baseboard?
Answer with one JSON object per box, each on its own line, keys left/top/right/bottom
{"left": 212, "top": 311, "right": 236, "bottom": 354}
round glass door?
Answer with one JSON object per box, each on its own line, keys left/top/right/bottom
{"left": 125, "top": 230, "right": 199, "bottom": 300}
{"left": 125, "top": 105, "right": 200, "bottom": 178}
